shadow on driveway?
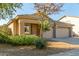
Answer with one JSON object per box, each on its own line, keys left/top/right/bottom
{"left": 48, "top": 37, "right": 79, "bottom": 45}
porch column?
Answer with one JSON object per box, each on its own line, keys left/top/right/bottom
{"left": 18, "top": 20, "right": 24, "bottom": 35}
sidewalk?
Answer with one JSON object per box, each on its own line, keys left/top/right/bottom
{"left": 51, "top": 49, "right": 79, "bottom": 56}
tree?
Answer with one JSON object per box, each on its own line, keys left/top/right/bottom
{"left": 34, "top": 3, "right": 63, "bottom": 38}
{"left": 0, "top": 24, "right": 11, "bottom": 35}
{"left": 0, "top": 3, "right": 23, "bottom": 19}
{"left": 34, "top": 3, "right": 63, "bottom": 15}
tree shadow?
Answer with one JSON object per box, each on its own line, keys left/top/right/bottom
{"left": 0, "top": 44, "right": 72, "bottom": 56}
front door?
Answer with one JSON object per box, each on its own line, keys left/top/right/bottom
{"left": 31, "top": 24, "right": 40, "bottom": 36}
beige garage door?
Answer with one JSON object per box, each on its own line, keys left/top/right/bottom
{"left": 43, "top": 28, "right": 53, "bottom": 38}
{"left": 56, "top": 28, "right": 69, "bottom": 38}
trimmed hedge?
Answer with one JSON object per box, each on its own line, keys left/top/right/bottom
{"left": 0, "top": 34, "right": 47, "bottom": 49}
{"left": 9, "top": 35, "right": 41, "bottom": 45}
{"left": 0, "top": 33, "right": 10, "bottom": 43}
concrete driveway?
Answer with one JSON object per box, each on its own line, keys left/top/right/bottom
{"left": 49, "top": 37, "right": 79, "bottom": 56}
{"left": 49, "top": 37, "right": 79, "bottom": 44}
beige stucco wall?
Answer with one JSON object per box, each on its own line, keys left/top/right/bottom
{"left": 8, "top": 20, "right": 19, "bottom": 35}
{"left": 8, "top": 22, "right": 15, "bottom": 35}
{"left": 43, "top": 28, "right": 53, "bottom": 38}
{"left": 14, "top": 20, "right": 19, "bottom": 35}
{"left": 60, "top": 16, "right": 79, "bottom": 36}
{"left": 18, "top": 19, "right": 24, "bottom": 35}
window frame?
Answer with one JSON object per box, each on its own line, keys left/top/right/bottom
{"left": 24, "top": 24, "right": 31, "bottom": 34}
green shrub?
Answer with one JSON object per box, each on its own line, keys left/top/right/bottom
{"left": 34, "top": 39, "right": 47, "bottom": 49}
{"left": 0, "top": 24, "right": 12, "bottom": 35}
{"left": 9, "top": 35, "right": 41, "bottom": 45}
{"left": 0, "top": 24, "right": 11, "bottom": 43}
{"left": 0, "top": 33, "right": 47, "bottom": 49}
{"left": 0, "top": 33, "right": 10, "bottom": 43}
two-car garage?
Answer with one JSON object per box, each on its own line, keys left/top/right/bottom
{"left": 56, "top": 28, "right": 70, "bottom": 38}
{"left": 43, "top": 22, "right": 73, "bottom": 38}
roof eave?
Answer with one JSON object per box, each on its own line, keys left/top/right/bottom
{"left": 58, "top": 16, "right": 67, "bottom": 21}
{"left": 7, "top": 16, "right": 19, "bottom": 25}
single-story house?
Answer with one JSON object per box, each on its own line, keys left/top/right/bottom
{"left": 7, "top": 13, "right": 73, "bottom": 38}
{"left": 59, "top": 16, "right": 79, "bottom": 37}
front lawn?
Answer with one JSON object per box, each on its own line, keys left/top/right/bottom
{"left": 0, "top": 43, "right": 71, "bottom": 56}
{"left": 0, "top": 31, "right": 72, "bottom": 56}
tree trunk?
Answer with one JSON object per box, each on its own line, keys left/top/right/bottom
{"left": 40, "top": 21, "right": 43, "bottom": 38}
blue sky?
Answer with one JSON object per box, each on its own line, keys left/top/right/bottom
{"left": 0, "top": 3, "right": 79, "bottom": 25}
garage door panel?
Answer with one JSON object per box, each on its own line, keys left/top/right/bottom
{"left": 56, "top": 28, "right": 69, "bottom": 38}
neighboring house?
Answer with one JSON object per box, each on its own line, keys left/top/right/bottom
{"left": 7, "top": 13, "right": 73, "bottom": 38}
{"left": 59, "top": 16, "right": 79, "bottom": 37}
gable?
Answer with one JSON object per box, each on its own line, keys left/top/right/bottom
{"left": 59, "top": 16, "right": 79, "bottom": 25}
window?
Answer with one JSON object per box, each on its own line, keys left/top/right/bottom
{"left": 24, "top": 24, "right": 31, "bottom": 34}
